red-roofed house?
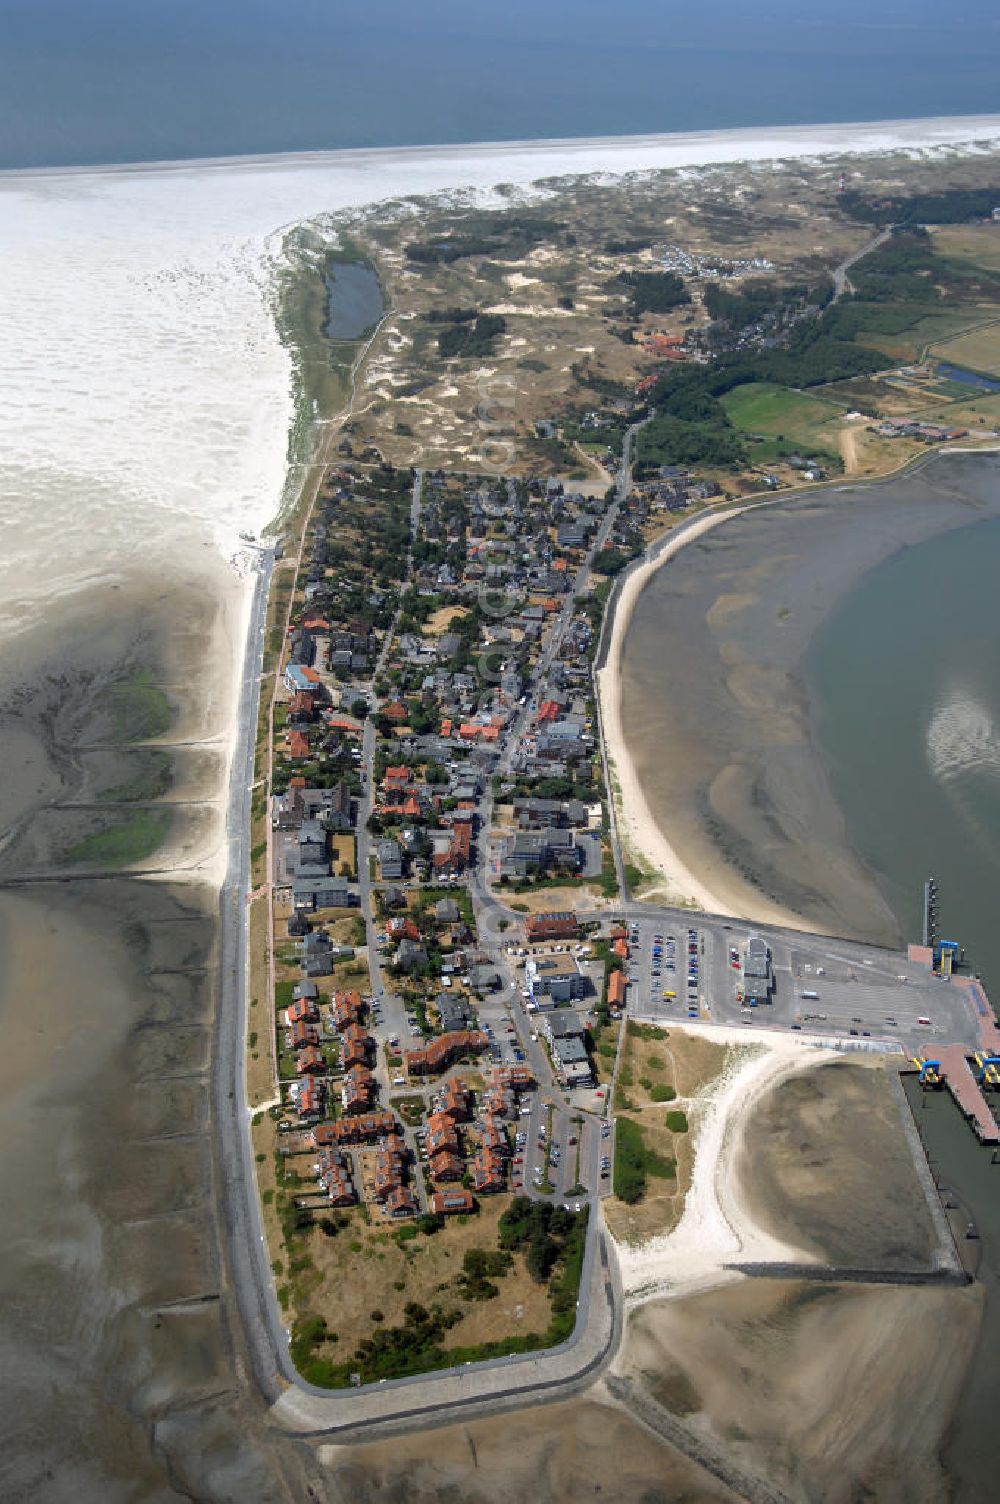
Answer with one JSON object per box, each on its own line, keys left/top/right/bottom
{"left": 525, "top": 911, "right": 579, "bottom": 942}
{"left": 405, "top": 1030, "right": 489, "bottom": 1078}
{"left": 311, "top": 1112, "right": 396, "bottom": 1147}
{"left": 341, "top": 1023, "right": 373, "bottom": 1069}
{"left": 429, "top": 1150, "right": 464, "bottom": 1182}
{"left": 341, "top": 1064, "right": 375, "bottom": 1115}
{"left": 608, "top": 970, "right": 627, "bottom": 1009}
{"left": 425, "top": 1123, "right": 460, "bottom": 1158}
{"left": 316, "top": 1148, "right": 355, "bottom": 1206}
{"left": 430, "top": 1188, "right": 475, "bottom": 1216}
{"left": 284, "top": 995, "right": 319, "bottom": 1027}
{"left": 288, "top": 691, "right": 316, "bottom": 720}
{"left": 387, "top": 916, "right": 421, "bottom": 942}
{"left": 332, "top": 990, "right": 363, "bottom": 1030}
{"left": 469, "top": 1151, "right": 506, "bottom": 1194}
{"left": 289, "top": 1021, "right": 320, "bottom": 1051}
{"left": 385, "top": 1186, "right": 418, "bottom": 1218}
{"left": 296, "top": 1044, "right": 325, "bottom": 1075}
{"left": 438, "top": 1078, "right": 471, "bottom": 1121}
{"left": 297, "top": 1082, "right": 325, "bottom": 1121}
{"left": 433, "top": 819, "right": 472, "bottom": 875}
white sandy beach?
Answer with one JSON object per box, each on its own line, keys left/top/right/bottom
{"left": 614, "top": 1024, "right": 836, "bottom": 1307}
{"left": 597, "top": 508, "right": 752, "bottom": 916}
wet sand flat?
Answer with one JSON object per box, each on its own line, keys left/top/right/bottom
{"left": 327, "top": 1393, "right": 739, "bottom": 1504}
{"left": 624, "top": 1276, "right": 981, "bottom": 1504}
{"left": 736, "top": 1058, "right": 939, "bottom": 1270}
{"left": 620, "top": 452, "right": 1000, "bottom": 941}
{"left": 0, "top": 579, "right": 307, "bottom": 1501}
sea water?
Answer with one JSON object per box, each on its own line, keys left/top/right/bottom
{"left": 808, "top": 510, "right": 1000, "bottom": 993}
{"left": 812, "top": 505, "right": 1000, "bottom": 1504}
{"left": 3, "top": 0, "right": 1000, "bottom": 169}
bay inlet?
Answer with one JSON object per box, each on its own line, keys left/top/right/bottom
{"left": 619, "top": 451, "right": 1000, "bottom": 945}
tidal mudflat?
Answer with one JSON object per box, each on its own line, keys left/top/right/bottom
{"left": 619, "top": 451, "right": 1000, "bottom": 941}
{"left": 0, "top": 574, "right": 306, "bottom": 1500}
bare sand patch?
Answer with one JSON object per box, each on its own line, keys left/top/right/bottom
{"left": 423, "top": 603, "right": 470, "bottom": 636}
{"left": 613, "top": 1027, "right": 833, "bottom": 1301}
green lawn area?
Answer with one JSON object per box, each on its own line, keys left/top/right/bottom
{"left": 612, "top": 1116, "right": 676, "bottom": 1205}
{"left": 856, "top": 306, "right": 1000, "bottom": 366}
{"left": 721, "top": 382, "right": 845, "bottom": 466}
{"left": 723, "top": 381, "right": 844, "bottom": 436}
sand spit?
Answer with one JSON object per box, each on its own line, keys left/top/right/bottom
{"left": 615, "top": 1025, "right": 834, "bottom": 1304}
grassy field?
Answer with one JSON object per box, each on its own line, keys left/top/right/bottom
{"left": 915, "top": 388, "right": 1000, "bottom": 432}
{"left": 423, "top": 604, "right": 470, "bottom": 637}
{"left": 854, "top": 306, "right": 1000, "bottom": 364}
{"left": 331, "top": 832, "right": 356, "bottom": 877}
{"left": 721, "top": 382, "right": 846, "bottom": 464}
{"left": 929, "top": 321, "right": 1000, "bottom": 379}
{"left": 932, "top": 224, "right": 1000, "bottom": 274}
{"left": 604, "top": 1023, "right": 730, "bottom": 1246}
{"left": 268, "top": 1183, "right": 558, "bottom": 1383}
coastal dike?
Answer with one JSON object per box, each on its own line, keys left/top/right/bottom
{"left": 890, "top": 1071, "right": 966, "bottom": 1279}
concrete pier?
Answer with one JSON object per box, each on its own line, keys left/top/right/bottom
{"left": 937, "top": 1043, "right": 1000, "bottom": 1145}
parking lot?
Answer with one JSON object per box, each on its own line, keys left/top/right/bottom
{"left": 623, "top": 907, "right": 983, "bottom": 1057}
{"left": 623, "top": 916, "right": 717, "bottom": 1026}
